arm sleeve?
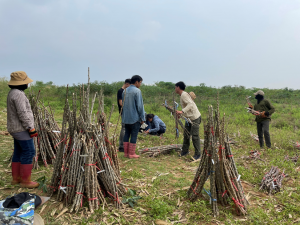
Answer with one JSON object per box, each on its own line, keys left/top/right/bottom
{"left": 266, "top": 100, "right": 275, "bottom": 115}
{"left": 149, "top": 118, "right": 160, "bottom": 133}
{"left": 14, "top": 93, "right": 34, "bottom": 130}
{"left": 135, "top": 91, "right": 146, "bottom": 122}
{"left": 182, "top": 93, "right": 194, "bottom": 113}
{"left": 117, "top": 89, "right": 123, "bottom": 100}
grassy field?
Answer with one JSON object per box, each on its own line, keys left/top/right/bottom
{"left": 0, "top": 77, "right": 300, "bottom": 224}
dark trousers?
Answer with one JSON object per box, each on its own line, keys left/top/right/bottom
{"left": 257, "top": 120, "right": 271, "bottom": 148}
{"left": 12, "top": 138, "right": 35, "bottom": 164}
{"left": 124, "top": 122, "right": 141, "bottom": 144}
{"left": 182, "top": 116, "right": 201, "bottom": 156}
{"left": 145, "top": 121, "right": 166, "bottom": 135}
{"left": 119, "top": 123, "right": 125, "bottom": 151}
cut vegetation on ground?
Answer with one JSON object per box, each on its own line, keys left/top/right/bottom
{"left": 0, "top": 78, "right": 300, "bottom": 224}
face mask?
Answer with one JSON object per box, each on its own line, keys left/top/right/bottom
{"left": 8, "top": 84, "right": 28, "bottom": 91}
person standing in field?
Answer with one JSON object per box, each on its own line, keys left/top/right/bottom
{"left": 7, "top": 71, "right": 39, "bottom": 188}
{"left": 175, "top": 81, "right": 202, "bottom": 160}
{"left": 117, "top": 78, "right": 131, "bottom": 152}
{"left": 122, "top": 75, "right": 145, "bottom": 159}
{"left": 249, "top": 90, "right": 275, "bottom": 149}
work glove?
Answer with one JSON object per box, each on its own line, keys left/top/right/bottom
{"left": 28, "top": 128, "right": 38, "bottom": 138}
{"left": 265, "top": 111, "right": 270, "bottom": 117}
{"left": 260, "top": 111, "right": 267, "bottom": 118}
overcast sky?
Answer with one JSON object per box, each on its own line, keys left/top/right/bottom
{"left": 1, "top": 0, "right": 300, "bottom": 89}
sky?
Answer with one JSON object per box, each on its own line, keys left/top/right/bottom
{"left": 1, "top": 0, "right": 300, "bottom": 89}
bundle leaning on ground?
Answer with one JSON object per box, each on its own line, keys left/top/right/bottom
{"left": 29, "top": 90, "right": 60, "bottom": 169}
{"left": 187, "top": 95, "right": 249, "bottom": 217}
{"left": 138, "top": 144, "right": 183, "bottom": 157}
{"left": 49, "top": 69, "right": 126, "bottom": 213}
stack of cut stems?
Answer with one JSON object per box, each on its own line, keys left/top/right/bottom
{"left": 248, "top": 150, "right": 261, "bottom": 160}
{"left": 29, "top": 91, "right": 61, "bottom": 169}
{"left": 259, "top": 166, "right": 287, "bottom": 195}
{"left": 284, "top": 155, "right": 299, "bottom": 163}
{"left": 292, "top": 141, "right": 300, "bottom": 150}
{"left": 49, "top": 69, "right": 125, "bottom": 213}
{"left": 138, "top": 144, "right": 183, "bottom": 157}
{"left": 187, "top": 95, "right": 249, "bottom": 217}
{"left": 250, "top": 132, "right": 259, "bottom": 142}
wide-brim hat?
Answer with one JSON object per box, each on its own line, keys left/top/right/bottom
{"left": 8, "top": 71, "right": 33, "bottom": 85}
{"left": 33, "top": 213, "right": 44, "bottom": 225}
{"left": 254, "top": 90, "right": 264, "bottom": 96}
{"left": 189, "top": 92, "right": 196, "bottom": 100}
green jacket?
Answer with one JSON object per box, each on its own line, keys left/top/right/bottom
{"left": 254, "top": 99, "right": 275, "bottom": 123}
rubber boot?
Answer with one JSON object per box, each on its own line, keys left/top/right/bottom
{"left": 20, "top": 164, "right": 39, "bottom": 188}
{"left": 124, "top": 142, "right": 129, "bottom": 158}
{"left": 128, "top": 143, "right": 140, "bottom": 159}
{"left": 11, "top": 162, "right": 21, "bottom": 185}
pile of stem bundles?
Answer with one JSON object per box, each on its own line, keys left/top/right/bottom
{"left": 138, "top": 144, "right": 183, "bottom": 157}
{"left": 49, "top": 77, "right": 126, "bottom": 213}
{"left": 29, "top": 91, "right": 60, "bottom": 169}
{"left": 187, "top": 102, "right": 249, "bottom": 217}
{"left": 259, "top": 166, "right": 287, "bottom": 195}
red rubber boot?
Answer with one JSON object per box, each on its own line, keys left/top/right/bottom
{"left": 11, "top": 162, "right": 21, "bottom": 185}
{"left": 20, "top": 164, "right": 39, "bottom": 188}
{"left": 124, "top": 142, "right": 129, "bottom": 158}
{"left": 128, "top": 143, "right": 140, "bottom": 159}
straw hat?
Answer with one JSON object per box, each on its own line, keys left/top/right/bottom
{"left": 33, "top": 213, "right": 44, "bottom": 225}
{"left": 8, "top": 71, "right": 33, "bottom": 85}
{"left": 189, "top": 92, "right": 196, "bottom": 101}
{"left": 254, "top": 90, "right": 264, "bottom": 96}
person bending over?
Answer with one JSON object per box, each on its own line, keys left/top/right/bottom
{"left": 175, "top": 81, "right": 202, "bottom": 160}
{"left": 7, "top": 71, "right": 39, "bottom": 188}
{"left": 117, "top": 78, "right": 131, "bottom": 152}
{"left": 122, "top": 75, "right": 145, "bottom": 159}
{"left": 144, "top": 114, "right": 166, "bottom": 136}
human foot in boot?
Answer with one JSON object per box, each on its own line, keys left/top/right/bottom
{"left": 128, "top": 143, "right": 140, "bottom": 159}
{"left": 124, "top": 142, "right": 129, "bottom": 158}
{"left": 11, "top": 162, "right": 21, "bottom": 185}
{"left": 20, "top": 164, "right": 39, "bottom": 188}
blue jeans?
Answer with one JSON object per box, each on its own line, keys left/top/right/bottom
{"left": 124, "top": 122, "right": 141, "bottom": 144}
{"left": 145, "top": 121, "right": 166, "bottom": 135}
{"left": 12, "top": 138, "right": 36, "bottom": 164}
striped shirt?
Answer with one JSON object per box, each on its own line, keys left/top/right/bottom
{"left": 7, "top": 89, "right": 35, "bottom": 134}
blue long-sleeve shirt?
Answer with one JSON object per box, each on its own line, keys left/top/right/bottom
{"left": 149, "top": 115, "right": 166, "bottom": 133}
{"left": 121, "top": 85, "right": 145, "bottom": 124}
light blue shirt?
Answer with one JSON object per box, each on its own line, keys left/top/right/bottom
{"left": 149, "top": 115, "right": 166, "bottom": 133}
{"left": 121, "top": 85, "right": 145, "bottom": 124}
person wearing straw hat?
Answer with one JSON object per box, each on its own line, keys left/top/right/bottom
{"left": 7, "top": 71, "right": 39, "bottom": 188}
{"left": 249, "top": 90, "right": 275, "bottom": 149}
{"left": 175, "top": 81, "right": 201, "bottom": 160}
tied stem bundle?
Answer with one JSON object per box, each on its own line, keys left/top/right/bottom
{"left": 49, "top": 68, "right": 125, "bottom": 213}
{"left": 187, "top": 94, "right": 249, "bottom": 217}
{"left": 29, "top": 90, "right": 60, "bottom": 169}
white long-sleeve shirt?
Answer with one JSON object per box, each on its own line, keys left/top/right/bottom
{"left": 180, "top": 91, "right": 201, "bottom": 121}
